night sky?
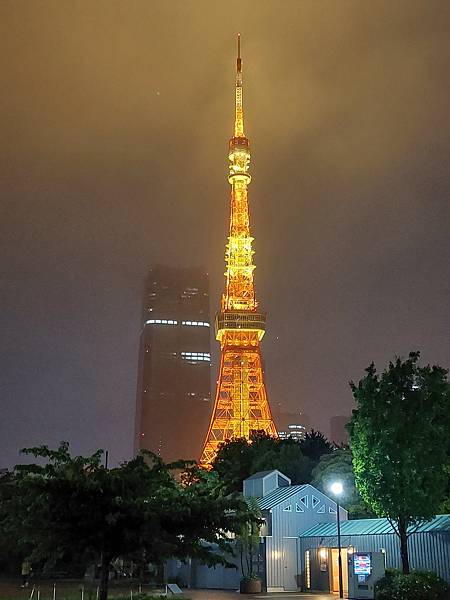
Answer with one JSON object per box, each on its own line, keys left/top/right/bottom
{"left": 1, "top": 1, "right": 449, "bottom": 468}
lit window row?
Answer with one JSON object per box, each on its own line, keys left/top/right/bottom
{"left": 145, "top": 319, "right": 210, "bottom": 327}
{"left": 145, "top": 319, "right": 178, "bottom": 325}
{"left": 181, "top": 352, "right": 211, "bottom": 362}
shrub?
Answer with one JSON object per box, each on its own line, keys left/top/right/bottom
{"left": 375, "top": 570, "right": 449, "bottom": 600}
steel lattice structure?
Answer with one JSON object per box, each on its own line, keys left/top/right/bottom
{"left": 199, "top": 36, "right": 278, "bottom": 467}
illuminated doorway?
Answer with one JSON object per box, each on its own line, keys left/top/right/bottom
{"left": 330, "top": 548, "right": 348, "bottom": 596}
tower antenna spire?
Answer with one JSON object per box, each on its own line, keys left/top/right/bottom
{"left": 235, "top": 33, "right": 244, "bottom": 137}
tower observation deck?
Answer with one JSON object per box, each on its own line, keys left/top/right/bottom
{"left": 199, "top": 36, "right": 278, "bottom": 467}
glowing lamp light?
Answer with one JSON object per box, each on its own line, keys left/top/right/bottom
{"left": 330, "top": 482, "right": 344, "bottom": 496}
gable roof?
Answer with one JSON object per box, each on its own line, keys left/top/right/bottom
{"left": 258, "top": 485, "right": 306, "bottom": 510}
{"left": 300, "top": 515, "right": 450, "bottom": 537}
{"left": 245, "top": 470, "right": 287, "bottom": 481}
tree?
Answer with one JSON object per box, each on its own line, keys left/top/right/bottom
{"left": 0, "top": 470, "right": 28, "bottom": 576}
{"left": 236, "top": 497, "right": 262, "bottom": 582}
{"left": 440, "top": 452, "right": 450, "bottom": 513}
{"left": 212, "top": 431, "right": 313, "bottom": 493}
{"left": 1, "top": 443, "right": 254, "bottom": 599}
{"left": 299, "top": 429, "right": 333, "bottom": 462}
{"left": 311, "top": 449, "right": 373, "bottom": 518}
{"left": 212, "top": 436, "right": 256, "bottom": 493}
{"left": 349, "top": 352, "right": 450, "bottom": 574}
{"left": 253, "top": 438, "right": 311, "bottom": 485}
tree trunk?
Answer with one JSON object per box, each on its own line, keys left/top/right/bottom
{"left": 240, "top": 547, "right": 245, "bottom": 578}
{"left": 398, "top": 518, "right": 410, "bottom": 575}
{"left": 99, "top": 553, "right": 110, "bottom": 600}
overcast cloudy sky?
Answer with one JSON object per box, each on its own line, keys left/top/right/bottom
{"left": 1, "top": 0, "right": 449, "bottom": 467}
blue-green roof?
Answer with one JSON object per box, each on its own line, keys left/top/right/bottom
{"left": 300, "top": 515, "right": 450, "bottom": 538}
{"left": 258, "top": 485, "right": 306, "bottom": 510}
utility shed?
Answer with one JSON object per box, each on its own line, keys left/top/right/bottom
{"left": 246, "top": 471, "right": 348, "bottom": 591}
{"left": 299, "top": 515, "right": 450, "bottom": 591}
{"left": 168, "top": 470, "right": 450, "bottom": 593}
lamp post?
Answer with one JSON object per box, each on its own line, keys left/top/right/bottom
{"left": 330, "top": 482, "right": 344, "bottom": 599}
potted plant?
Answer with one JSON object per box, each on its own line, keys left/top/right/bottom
{"left": 240, "top": 572, "right": 263, "bottom": 594}
{"left": 237, "top": 498, "right": 263, "bottom": 594}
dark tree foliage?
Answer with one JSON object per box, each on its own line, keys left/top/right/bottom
{"left": 0, "top": 443, "right": 254, "bottom": 600}
{"left": 211, "top": 436, "right": 256, "bottom": 493}
{"left": 311, "top": 449, "right": 373, "bottom": 518}
{"left": 349, "top": 352, "right": 450, "bottom": 575}
{"left": 299, "top": 429, "right": 333, "bottom": 463}
{"left": 441, "top": 459, "right": 450, "bottom": 513}
{"left": 440, "top": 443, "right": 450, "bottom": 513}
{"left": 0, "top": 471, "right": 28, "bottom": 576}
{"left": 211, "top": 430, "right": 332, "bottom": 493}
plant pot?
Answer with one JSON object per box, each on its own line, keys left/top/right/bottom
{"left": 240, "top": 578, "right": 262, "bottom": 594}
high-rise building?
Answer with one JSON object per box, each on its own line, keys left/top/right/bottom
{"left": 330, "top": 415, "right": 350, "bottom": 446}
{"left": 134, "top": 265, "right": 212, "bottom": 463}
{"left": 274, "top": 411, "right": 309, "bottom": 441}
{"left": 200, "top": 36, "right": 277, "bottom": 467}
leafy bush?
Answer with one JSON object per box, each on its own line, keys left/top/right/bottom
{"left": 241, "top": 572, "right": 262, "bottom": 581}
{"left": 375, "top": 570, "right": 449, "bottom": 600}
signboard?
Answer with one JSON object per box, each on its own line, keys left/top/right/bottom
{"left": 354, "top": 554, "right": 372, "bottom": 575}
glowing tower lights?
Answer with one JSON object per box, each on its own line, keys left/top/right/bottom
{"left": 199, "top": 36, "right": 278, "bottom": 467}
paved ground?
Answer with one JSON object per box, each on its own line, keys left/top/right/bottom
{"left": 187, "top": 591, "right": 334, "bottom": 600}
{"left": 0, "top": 582, "right": 335, "bottom": 600}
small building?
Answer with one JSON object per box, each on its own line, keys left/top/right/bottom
{"left": 299, "top": 515, "right": 450, "bottom": 593}
{"left": 167, "top": 469, "right": 346, "bottom": 590}
{"left": 248, "top": 471, "right": 348, "bottom": 591}
{"left": 167, "top": 470, "right": 450, "bottom": 592}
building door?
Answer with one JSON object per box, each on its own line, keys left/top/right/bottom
{"left": 330, "top": 548, "right": 348, "bottom": 596}
{"left": 282, "top": 538, "right": 298, "bottom": 591}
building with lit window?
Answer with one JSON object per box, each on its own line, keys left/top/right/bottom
{"left": 134, "top": 265, "right": 212, "bottom": 462}
{"left": 274, "top": 410, "right": 309, "bottom": 441}
{"left": 168, "top": 470, "right": 450, "bottom": 590}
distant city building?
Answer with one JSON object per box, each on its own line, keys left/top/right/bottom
{"left": 134, "top": 265, "right": 212, "bottom": 463}
{"left": 330, "top": 415, "right": 350, "bottom": 445}
{"left": 274, "top": 411, "right": 309, "bottom": 441}
{"left": 278, "top": 423, "right": 306, "bottom": 441}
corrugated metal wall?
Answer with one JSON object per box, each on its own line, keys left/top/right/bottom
{"left": 299, "top": 531, "right": 450, "bottom": 585}
{"left": 265, "top": 485, "right": 347, "bottom": 589}
{"left": 166, "top": 552, "right": 241, "bottom": 590}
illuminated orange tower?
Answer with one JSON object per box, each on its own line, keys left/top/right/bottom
{"left": 200, "top": 36, "right": 278, "bottom": 467}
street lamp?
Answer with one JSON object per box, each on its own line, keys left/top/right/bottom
{"left": 330, "top": 482, "right": 344, "bottom": 599}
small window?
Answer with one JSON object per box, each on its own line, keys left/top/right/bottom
{"left": 295, "top": 503, "right": 304, "bottom": 513}
{"left": 300, "top": 495, "right": 309, "bottom": 508}
{"left": 283, "top": 505, "right": 292, "bottom": 512}
{"left": 329, "top": 506, "right": 337, "bottom": 514}
{"left": 317, "top": 505, "right": 325, "bottom": 514}
{"left": 278, "top": 475, "right": 289, "bottom": 487}
{"left": 312, "top": 495, "right": 320, "bottom": 508}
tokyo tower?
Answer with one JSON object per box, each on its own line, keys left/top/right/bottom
{"left": 200, "top": 36, "right": 278, "bottom": 467}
